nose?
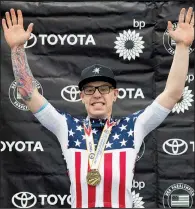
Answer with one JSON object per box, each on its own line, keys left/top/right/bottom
{"left": 93, "top": 88, "right": 102, "bottom": 97}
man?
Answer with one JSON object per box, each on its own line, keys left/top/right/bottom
{"left": 2, "top": 7, "right": 194, "bottom": 208}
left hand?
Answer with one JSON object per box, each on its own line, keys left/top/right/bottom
{"left": 168, "top": 7, "right": 194, "bottom": 47}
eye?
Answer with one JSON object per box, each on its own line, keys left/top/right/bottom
{"left": 87, "top": 89, "right": 94, "bottom": 93}
{"left": 99, "top": 86, "right": 109, "bottom": 92}
{"left": 84, "top": 87, "right": 94, "bottom": 93}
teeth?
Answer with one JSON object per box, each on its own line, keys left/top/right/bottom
{"left": 92, "top": 103, "right": 104, "bottom": 105}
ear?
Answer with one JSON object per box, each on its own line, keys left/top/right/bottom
{"left": 113, "top": 89, "right": 119, "bottom": 102}
{"left": 80, "top": 91, "right": 85, "bottom": 104}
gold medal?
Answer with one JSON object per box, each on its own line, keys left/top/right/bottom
{"left": 84, "top": 118, "right": 115, "bottom": 187}
{"left": 86, "top": 170, "right": 101, "bottom": 186}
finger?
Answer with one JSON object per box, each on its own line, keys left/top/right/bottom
{"left": 10, "top": 8, "right": 17, "bottom": 25}
{"left": 190, "top": 12, "right": 194, "bottom": 26}
{"left": 17, "top": 10, "right": 23, "bottom": 26}
{"left": 185, "top": 7, "right": 193, "bottom": 23}
{"left": 26, "top": 23, "right": 34, "bottom": 33}
{"left": 5, "top": 11, "right": 12, "bottom": 27}
{"left": 178, "top": 8, "right": 185, "bottom": 24}
{"left": 2, "top": 19, "right": 8, "bottom": 31}
{"left": 167, "top": 21, "right": 173, "bottom": 32}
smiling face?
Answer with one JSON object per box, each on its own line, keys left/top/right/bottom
{"left": 80, "top": 81, "right": 118, "bottom": 119}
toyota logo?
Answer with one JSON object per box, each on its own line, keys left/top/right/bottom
{"left": 163, "top": 139, "right": 188, "bottom": 155}
{"left": 24, "top": 33, "right": 37, "bottom": 48}
{"left": 12, "top": 192, "right": 37, "bottom": 208}
{"left": 61, "top": 85, "right": 81, "bottom": 102}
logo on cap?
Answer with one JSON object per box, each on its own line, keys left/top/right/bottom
{"left": 92, "top": 67, "right": 100, "bottom": 74}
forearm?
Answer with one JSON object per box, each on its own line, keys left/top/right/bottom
{"left": 11, "top": 45, "right": 36, "bottom": 101}
{"left": 164, "top": 43, "right": 189, "bottom": 99}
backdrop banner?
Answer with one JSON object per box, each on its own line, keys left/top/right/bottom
{"left": 0, "top": 1, "right": 194, "bottom": 208}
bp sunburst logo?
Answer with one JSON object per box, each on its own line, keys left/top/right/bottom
{"left": 114, "top": 30, "right": 145, "bottom": 61}
{"left": 132, "top": 190, "right": 145, "bottom": 208}
{"left": 172, "top": 86, "right": 194, "bottom": 114}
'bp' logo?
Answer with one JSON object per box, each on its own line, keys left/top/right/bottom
{"left": 114, "top": 29, "right": 145, "bottom": 61}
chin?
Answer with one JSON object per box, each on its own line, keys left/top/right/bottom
{"left": 89, "top": 111, "right": 107, "bottom": 119}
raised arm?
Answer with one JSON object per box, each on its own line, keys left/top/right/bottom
{"left": 2, "top": 8, "right": 46, "bottom": 113}
{"left": 156, "top": 7, "right": 194, "bottom": 109}
{"left": 2, "top": 8, "right": 69, "bottom": 140}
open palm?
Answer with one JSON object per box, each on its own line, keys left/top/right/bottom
{"left": 2, "top": 8, "right": 33, "bottom": 49}
{"left": 168, "top": 7, "right": 194, "bottom": 46}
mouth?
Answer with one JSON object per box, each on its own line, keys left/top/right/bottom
{"left": 91, "top": 102, "right": 105, "bottom": 106}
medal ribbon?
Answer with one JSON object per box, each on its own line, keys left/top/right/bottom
{"left": 84, "top": 118, "right": 116, "bottom": 170}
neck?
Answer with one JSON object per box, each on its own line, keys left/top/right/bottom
{"left": 88, "top": 113, "right": 111, "bottom": 120}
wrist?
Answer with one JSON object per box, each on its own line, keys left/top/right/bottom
{"left": 175, "top": 43, "right": 190, "bottom": 52}
{"left": 11, "top": 45, "right": 24, "bottom": 51}
{"left": 175, "top": 42, "right": 190, "bottom": 48}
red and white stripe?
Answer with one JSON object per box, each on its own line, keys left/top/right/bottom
{"left": 69, "top": 148, "right": 136, "bottom": 208}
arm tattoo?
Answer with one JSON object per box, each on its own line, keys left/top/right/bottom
{"left": 11, "top": 46, "right": 36, "bottom": 101}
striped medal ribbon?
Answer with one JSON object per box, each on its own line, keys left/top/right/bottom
{"left": 84, "top": 118, "right": 116, "bottom": 186}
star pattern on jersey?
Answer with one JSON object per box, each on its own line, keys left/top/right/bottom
{"left": 113, "top": 133, "right": 120, "bottom": 140}
{"left": 76, "top": 125, "right": 83, "bottom": 132}
{"left": 82, "top": 135, "right": 86, "bottom": 140}
{"left": 125, "top": 117, "right": 130, "bottom": 122}
{"left": 120, "top": 139, "right": 127, "bottom": 146}
{"left": 74, "top": 118, "right": 79, "bottom": 123}
{"left": 106, "top": 141, "right": 113, "bottom": 148}
{"left": 67, "top": 111, "right": 144, "bottom": 150}
{"left": 92, "top": 128, "right": 98, "bottom": 134}
{"left": 74, "top": 139, "right": 81, "bottom": 147}
{"left": 127, "top": 129, "right": 134, "bottom": 137}
{"left": 133, "top": 117, "right": 138, "bottom": 122}
{"left": 119, "top": 124, "right": 127, "bottom": 131}
{"left": 100, "top": 121, "right": 105, "bottom": 127}
{"left": 69, "top": 129, "right": 75, "bottom": 136}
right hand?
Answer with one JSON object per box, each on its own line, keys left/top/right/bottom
{"left": 2, "top": 8, "right": 34, "bottom": 49}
